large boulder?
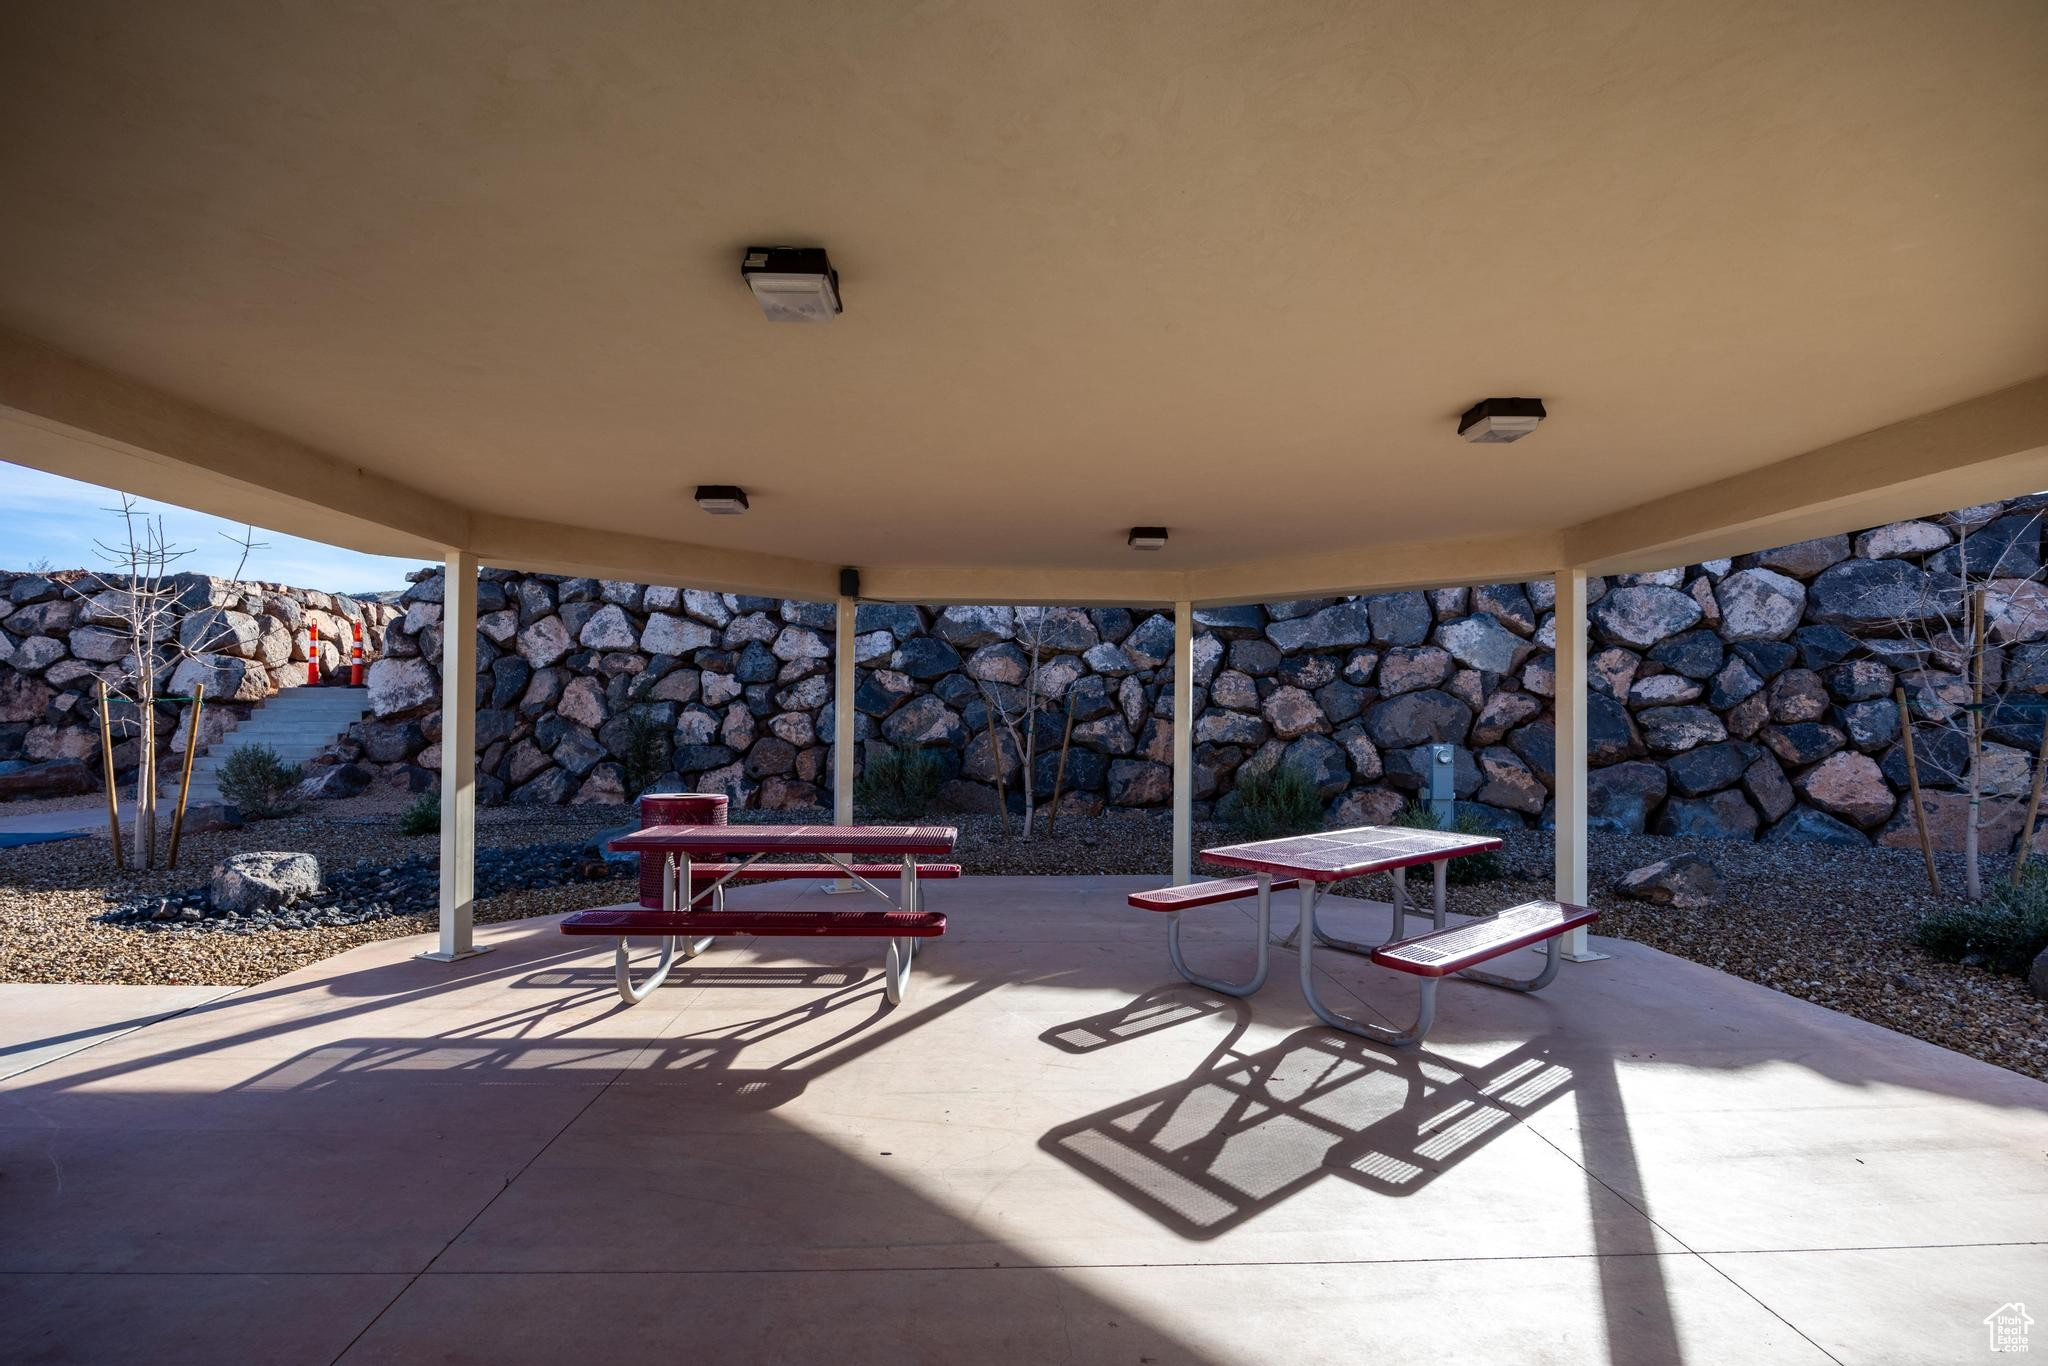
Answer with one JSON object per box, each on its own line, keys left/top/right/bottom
{"left": 1665, "top": 741, "right": 1757, "bottom": 797}
{"left": 211, "top": 851, "right": 321, "bottom": 915}
{"left": 1108, "top": 759, "right": 1173, "bottom": 806}
{"left": 0, "top": 759, "right": 94, "bottom": 799}
{"left": 1616, "top": 855, "right": 1721, "bottom": 909}
{"left": 639, "top": 613, "right": 715, "bottom": 656}
{"left": 1379, "top": 646, "right": 1452, "bottom": 696}
{"left": 1637, "top": 704, "right": 1725, "bottom": 754}
{"left": 179, "top": 607, "right": 262, "bottom": 658}
{"left": 1282, "top": 734, "right": 1350, "bottom": 798}
{"left": 1261, "top": 686, "right": 1327, "bottom": 739}
{"left": 1587, "top": 761, "right": 1668, "bottom": 834}
{"left": 1793, "top": 752, "right": 1894, "bottom": 827}
{"left": 1366, "top": 592, "right": 1432, "bottom": 646}
{"left": 1364, "top": 689, "right": 1472, "bottom": 749}
{"left": 881, "top": 696, "right": 963, "bottom": 746}
{"left": 1753, "top": 535, "right": 1850, "bottom": 578}
{"left": 934, "top": 606, "right": 1015, "bottom": 649}
{"left": 1591, "top": 585, "right": 1701, "bottom": 649}
{"left": 170, "top": 652, "right": 269, "bottom": 703}
{"left": 1855, "top": 520, "right": 1951, "bottom": 560}
{"left": 1927, "top": 512, "right": 2040, "bottom": 579}
{"left": 1805, "top": 559, "right": 1946, "bottom": 626}
{"left": 365, "top": 657, "right": 438, "bottom": 717}
{"left": 518, "top": 614, "right": 575, "bottom": 668}
{"left": 1267, "top": 600, "right": 1375, "bottom": 653}
{"left": 1763, "top": 806, "right": 1870, "bottom": 846}
{"left": 1652, "top": 790, "right": 1759, "bottom": 840}
{"left": 1715, "top": 569, "right": 1806, "bottom": 641}
{"left": 1762, "top": 722, "right": 1847, "bottom": 768}
{"left": 1437, "top": 614, "right": 1526, "bottom": 674}
{"left": 295, "top": 764, "right": 371, "bottom": 801}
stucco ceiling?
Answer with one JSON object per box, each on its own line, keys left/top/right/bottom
{"left": 0, "top": 1, "right": 2045, "bottom": 592}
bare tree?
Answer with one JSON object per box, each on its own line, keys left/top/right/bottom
{"left": 1880, "top": 506, "right": 2048, "bottom": 901}
{"left": 976, "top": 608, "right": 1063, "bottom": 840}
{"left": 78, "top": 497, "right": 264, "bottom": 869}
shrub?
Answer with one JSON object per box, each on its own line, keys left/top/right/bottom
{"left": 397, "top": 793, "right": 440, "bottom": 836}
{"left": 1390, "top": 802, "right": 1506, "bottom": 885}
{"left": 1915, "top": 866, "right": 2048, "bottom": 975}
{"left": 856, "top": 746, "right": 945, "bottom": 820}
{"left": 216, "top": 743, "right": 301, "bottom": 819}
{"left": 1225, "top": 765, "right": 1325, "bottom": 841}
{"left": 618, "top": 708, "right": 672, "bottom": 797}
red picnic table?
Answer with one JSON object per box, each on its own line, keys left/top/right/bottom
{"left": 1131, "top": 825, "right": 1595, "bottom": 1046}
{"left": 565, "top": 822, "right": 960, "bottom": 1005}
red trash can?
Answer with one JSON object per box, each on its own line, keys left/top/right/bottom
{"left": 635, "top": 792, "right": 730, "bottom": 908}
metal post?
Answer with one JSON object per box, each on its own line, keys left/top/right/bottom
{"left": 1552, "top": 568, "right": 1608, "bottom": 962}
{"left": 1171, "top": 599, "right": 1194, "bottom": 884}
{"left": 826, "top": 594, "right": 861, "bottom": 893}
{"left": 420, "top": 549, "right": 488, "bottom": 962}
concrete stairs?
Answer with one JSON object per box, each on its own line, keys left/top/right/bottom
{"left": 164, "top": 686, "right": 371, "bottom": 804}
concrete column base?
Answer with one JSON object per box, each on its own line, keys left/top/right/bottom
{"left": 416, "top": 944, "right": 495, "bottom": 963}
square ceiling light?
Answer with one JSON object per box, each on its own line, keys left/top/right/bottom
{"left": 741, "top": 246, "right": 841, "bottom": 322}
{"left": 1128, "top": 527, "right": 1168, "bottom": 550}
{"left": 694, "top": 485, "right": 749, "bottom": 514}
{"left": 1458, "top": 397, "right": 1547, "bottom": 443}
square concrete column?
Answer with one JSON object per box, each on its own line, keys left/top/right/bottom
{"left": 1552, "top": 569, "right": 1607, "bottom": 961}
{"left": 421, "top": 549, "right": 487, "bottom": 962}
{"left": 1173, "top": 600, "right": 1194, "bottom": 884}
{"left": 834, "top": 596, "right": 856, "bottom": 826}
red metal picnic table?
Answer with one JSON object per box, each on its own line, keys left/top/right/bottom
{"left": 1194, "top": 824, "right": 1505, "bottom": 1038}
{"left": 585, "top": 823, "right": 960, "bottom": 1004}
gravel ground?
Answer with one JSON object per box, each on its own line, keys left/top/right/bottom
{"left": 2, "top": 798, "right": 2041, "bottom": 1081}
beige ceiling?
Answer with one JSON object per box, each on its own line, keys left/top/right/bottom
{"left": 1, "top": 0, "right": 2046, "bottom": 600}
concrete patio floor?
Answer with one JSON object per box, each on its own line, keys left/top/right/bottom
{"left": 1, "top": 875, "right": 2042, "bottom": 1365}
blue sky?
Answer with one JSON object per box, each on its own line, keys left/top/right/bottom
{"left": 0, "top": 461, "right": 429, "bottom": 592}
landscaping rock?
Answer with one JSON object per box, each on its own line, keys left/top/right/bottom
{"left": 1591, "top": 585, "right": 1702, "bottom": 649}
{"left": 211, "top": 851, "right": 322, "bottom": 915}
{"left": 1616, "top": 854, "right": 1721, "bottom": 908}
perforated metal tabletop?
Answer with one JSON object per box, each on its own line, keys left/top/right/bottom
{"left": 1201, "top": 825, "right": 1501, "bottom": 882}
{"left": 608, "top": 824, "right": 959, "bottom": 857}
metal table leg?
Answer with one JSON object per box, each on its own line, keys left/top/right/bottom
{"left": 1296, "top": 880, "right": 1437, "bottom": 1046}
{"left": 1169, "top": 872, "right": 1272, "bottom": 997}
{"left": 1306, "top": 866, "right": 1397, "bottom": 957}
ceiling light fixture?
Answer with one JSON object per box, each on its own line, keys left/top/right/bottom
{"left": 741, "top": 245, "right": 841, "bottom": 322}
{"left": 1128, "top": 527, "right": 1168, "bottom": 550}
{"left": 694, "top": 485, "right": 750, "bottom": 514}
{"left": 1458, "top": 397, "right": 1547, "bottom": 444}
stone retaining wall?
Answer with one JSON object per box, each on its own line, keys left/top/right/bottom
{"left": 314, "top": 497, "right": 2045, "bottom": 851}
{"left": 0, "top": 571, "right": 400, "bottom": 796}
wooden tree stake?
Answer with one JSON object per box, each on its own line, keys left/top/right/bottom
{"left": 1046, "top": 693, "right": 1077, "bottom": 837}
{"left": 2014, "top": 694, "right": 2048, "bottom": 887}
{"left": 1894, "top": 686, "right": 1940, "bottom": 896}
{"left": 166, "top": 683, "right": 204, "bottom": 869}
{"left": 97, "top": 679, "right": 125, "bottom": 870}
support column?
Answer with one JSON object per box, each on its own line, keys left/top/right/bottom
{"left": 826, "top": 595, "right": 861, "bottom": 894}
{"left": 834, "top": 595, "right": 856, "bottom": 826}
{"left": 421, "top": 549, "right": 487, "bottom": 962}
{"left": 1552, "top": 569, "right": 1608, "bottom": 962}
{"left": 1172, "top": 599, "right": 1194, "bottom": 884}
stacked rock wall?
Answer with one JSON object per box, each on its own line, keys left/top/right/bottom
{"left": 327, "top": 497, "right": 2045, "bottom": 851}
{"left": 0, "top": 571, "right": 399, "bottom": 797}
